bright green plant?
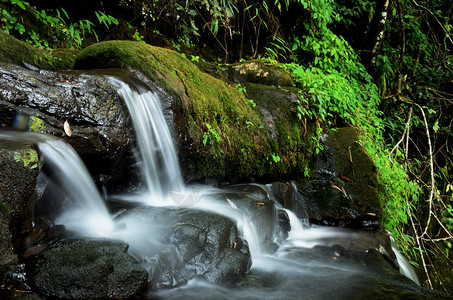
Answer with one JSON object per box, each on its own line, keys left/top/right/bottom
{"left": 28, "top": 116, "right": 46, "bottom": 132}
{"left": 14, "top": 149, "right": 38, "bottom": 169}
{"left": 202, "top": 123, "right": 222, "bottom": 146}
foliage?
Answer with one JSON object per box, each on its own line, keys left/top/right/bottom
{"left": 14, "top": 149, "right": 38, "bottom": 169}
{"left": 28, "top": 116, "right": 46, "bottom": 132}
{"left": 0, "top": 0, "right": 119, "bottom": 49}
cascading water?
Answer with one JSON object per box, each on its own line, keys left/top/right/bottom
{"left": 109, "top": 77, "right": 182, "bottom": 205}
{"left": 110, "top": 77, "right": 264, "bottom": 261}
{"left": 38, "top": 139, "right": 115, "bottom": 237}
{"left": 390, "top": 236, "right": 420, "bottom": 285}
{"left": 2, "top": 74, "right": 429, "bottom": 299}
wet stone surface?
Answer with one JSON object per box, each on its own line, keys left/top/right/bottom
{"left": 26, "top": 237, "right": 148, "bottom": 299}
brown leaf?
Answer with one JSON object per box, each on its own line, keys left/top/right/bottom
{"left": 64, "top": 120, "right": 71, "bottom": 137}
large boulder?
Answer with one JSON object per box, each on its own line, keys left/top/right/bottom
{"left": 27, "top": 237, "right": 148, "bottom": 299}
{"left": 74, "top": 41, "right": 316, "bottom": 183}
{"left": 287, "top": 127, "right": 381, "bottom": 226}
{"left": 0, "top": 62, "right": 135, "bottom": 186}
{"left": 115, "top": 206, "right": 250, "bottom": 289}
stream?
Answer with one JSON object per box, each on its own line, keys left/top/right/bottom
{"left": 0, "top": 72, "right": 443, "bottom": 299}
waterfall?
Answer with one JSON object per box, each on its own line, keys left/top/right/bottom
{"left": 39, "top": 139, "right": 115, "bottom": 237}
{"left": 109, "top": 77, "right": 182, "bottom": 205}
{"left": 110, "top": 77, "right": 264, "bottom": 260}
{"left": 390, "top": 236, "right": 420, "bottom": 285}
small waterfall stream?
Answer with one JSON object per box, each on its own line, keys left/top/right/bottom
{"left": 109, "top": 77, "right": 182, "bottom": 205}
{"left": 38, "top": 139, "right": 115, "bottom": 237}
{"left": 1, "top": 74, "right": 425, "bottom": 298}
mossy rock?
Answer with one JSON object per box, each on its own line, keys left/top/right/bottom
{"left": 196, "top": 60, "right": 294, "bottom": 87}
{"left": 326, "top": 127, "right": 381, "bottom": 219}
{"left": 0, "top": 31, "right": 77, "bottom": 70}
{"left": 74, "top": 41, "right": 316, "bottom": 182}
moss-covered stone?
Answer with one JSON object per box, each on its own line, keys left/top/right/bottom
{"left": 0, "top": 31, "right": 77, "bottom": 70}
{"left": 74, "top": 41, "right": 316, "bottom": 182}
{"left": 196, "top": 60, "right": 294, "bottom": 87}
{"left": 326, "top": 127, "right": 382, "bottom": 219}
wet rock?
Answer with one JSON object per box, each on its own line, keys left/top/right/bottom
{"left": 211, "top": 184, "right": 277, "bottom": 248}
{"left": 27, "top": 237, "right": 148, "bottom": 299}
{"left": 289, "top": 127, "right": 381, "bottom": 226}
{"left": 115, "top": 206, "right": 250, "bottom": 289}
{"left": 0, "top": 62, "right": 134, "bottom": 186}
{"left": 0, "top": 149, "right": 38, "bottom": 283}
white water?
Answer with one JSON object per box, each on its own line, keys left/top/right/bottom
{"left": 109, "top": 79, "right": 422, "bottom": 281}
{"left": 390, "top": 236, "right": 421, "bottom": 285}
{"left": 20, "top": 76, "right": 422, "bottom": 296}
{"left": 110, "top": 78, "right": 264, "bottom": 261}
{"left": 38, "top": 140, "right": 115, "bottom": 237}
{"left": 110, "top": 77, "right": 182, "bottom": 205}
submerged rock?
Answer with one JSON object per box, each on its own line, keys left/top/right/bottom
{"left": 27, "top": 237, "right": 148, "bottom": 299}
{"left": 115, "top": 206, "right": 250, "bottom": 289}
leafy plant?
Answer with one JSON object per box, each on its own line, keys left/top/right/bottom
{"left": 28, "top": 116, "right": 46, "bottom": 132}
{"left": 14, "top": 149, "right": 38, "bottom": 169}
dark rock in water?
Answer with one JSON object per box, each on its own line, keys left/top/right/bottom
{"left": 115, "top": 206, "right": 250, "bottom": 289}
{"left": 271, "top": 127, "right": 382, "bottom": 227}
{"left": 27, "top": 237, "right": 148, "bottom": 299}
{"left": 0, "top": 62, "right": 134, "bottom": 186}
{"left": 152, "top": 244, "right": 452, "bottom": 300}
{"left": 210, "top": 184, "right": 277, "bottom": 249}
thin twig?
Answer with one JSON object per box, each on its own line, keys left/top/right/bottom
{"left": 417, "top": 104, "right": 435, "bottom": 239}
{"left": 408, "top": 200, "right": 433, "bottom": 288}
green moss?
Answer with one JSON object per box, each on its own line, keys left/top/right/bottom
{"left": 0, "top": 31, "right": 77, "bottom": 69}
{"left": 74, "top": 41, "right": 316, "bottom": 181}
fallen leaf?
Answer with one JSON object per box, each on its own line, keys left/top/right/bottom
{"left": 64, "top": 120, "right": 71, "bottom": 137}
{"left": 340, "top": 175, "right": 354, "bottom": 182}
{"left": 257, "top": 202, "right": 265, "bottom": 205}
{"left": 331, "top": 185, "right": 342, "bottom": 192}
{"left": 233, "top": 242, "right": 237, "bottom": 249}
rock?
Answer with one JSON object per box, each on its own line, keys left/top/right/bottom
{"left": 197, "top": 60, "right": 294, "bottom": 87}
{"left": 0, "top": 31, "right": 76, "bottom": 70}
{"left": 291, "top": 127, "right": 381, "bottom": 226}
{"left": 74, "top": 41, "right": 316, "bottom": 183}
{"left": 0, "top": 149, "right": 38, "bottom": 282}
{"left": 27, "top": 237, "right": 148, "bottom": 299}
{"left": 0, "top": 62, "right": 135, "bottom": 186}
{"left": 211, "top": 184, "right": 277, "bottom": 249}
{"left": 115, "top": 206, "right": 250, "bottom": 289}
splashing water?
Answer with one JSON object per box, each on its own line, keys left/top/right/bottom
{"left": 39, "top": 139, "right": 115, "bottom": 237}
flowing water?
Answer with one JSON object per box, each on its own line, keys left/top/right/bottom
{"left": 1, "top": 75, "right": 425, "bottom": 298}
{"left": 38, "top": 139, "right": 116, "bottom": 237}
{"left": 107, "top": 76, "right": 421, "bottom": 293}
{"left": 109, "top": 77, "right": 182, "bottom": 205}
